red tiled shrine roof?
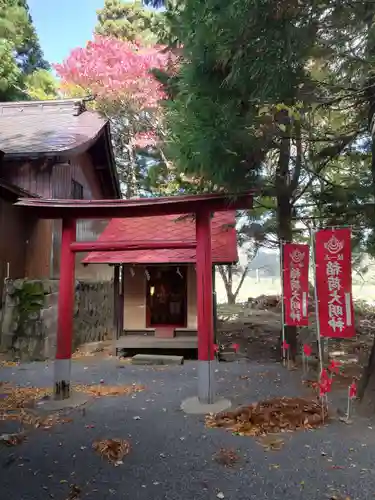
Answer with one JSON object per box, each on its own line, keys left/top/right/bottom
{"left": 83, "top": 212, "right": 237, "bottom": 265}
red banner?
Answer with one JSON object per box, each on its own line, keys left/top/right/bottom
{"left": 282, "top": 243, "right": 310, "bottom": 326}
{"left": 315, "top": 228, "right": 355, "bottom": 338}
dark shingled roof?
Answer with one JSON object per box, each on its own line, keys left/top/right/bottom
{"left": 0, "top": 98, "right": 108, "bottom": 157}
{"left": 0, "top": 97, "right": 121, "bottom": 198}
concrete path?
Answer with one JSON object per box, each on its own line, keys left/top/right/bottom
{"left": 0, "top": 358, "right": 374, "bottom": 500}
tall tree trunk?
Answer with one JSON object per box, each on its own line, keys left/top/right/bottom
{"left": 358, "top": 85, "right": 375, "bottom": 411}
{"left": 226, "top": 291, "right": 236, "bottom": 305}
{"left": 217, "top": 265, "right": 236, "bottom": 304}
{"left": 277, "top": 191, "right": 298, "bottom": 360}
{"left": 275, "top": 129, "right": 298, "bottom": 361}
{"left": 217, "top": 264, "right": 249, "bottom": 305}
{"left": 358, "top": 20, "right": 375, "bottom": 413}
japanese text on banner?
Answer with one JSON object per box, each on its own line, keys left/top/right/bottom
{"left": 315, "top": 228, "right": 355, "bottom": 338}
{"left": 282, "top": 243, "right": 309, "bottom": 327}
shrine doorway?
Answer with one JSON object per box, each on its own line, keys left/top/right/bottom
{"left": 146, "top": 265, "right": 187, "bottom": 330}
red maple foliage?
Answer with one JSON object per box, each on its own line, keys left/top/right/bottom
{"left": 54, "top": 36, "right": 175, "bottom": 110}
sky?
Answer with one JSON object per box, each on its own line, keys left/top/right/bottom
{"left": 28, "top": 0, "right": 105, "bottom": 65}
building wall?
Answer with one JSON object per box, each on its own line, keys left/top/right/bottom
{"left": 25, "top": 219, "right": 53, "bottom": 279}
{"left": 0, "top": 160, "right": 52, "bottom": 198}
{"left": 122, "top": 265, "right": 198, "bottom": 330}
{"left": 51, "top": 153, "right": 112, "bottom": 280}
{"left": 0, "top": 198, "right": 29, "bottom": 300}
{"left": 187, "top": 265, "right": 197, "bottom": 329}
{"left": 0, "top": 156, "right": 114, "bottom": 282}
{"left": 123, "top": 265, "right": 146, "bottom": 329}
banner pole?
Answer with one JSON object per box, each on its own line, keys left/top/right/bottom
{"left": 279, "top": 239, "right": 286, "bottom": 366}
{"left": 346, "top": 386, "right": 351, "bottom": 421}
{"left": 311, "top": 229, "right": 324, "bottom": 375}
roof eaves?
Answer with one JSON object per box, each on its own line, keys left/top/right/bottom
{"left": 102, "top": 123, "right": 121, "bottom": 199}
{"left": 0, "top": 97, "right": 90, "bottom": 113}
{"left": 0, "top": 179, "right": 38, "bottom": 199}
{"left": 2, "top": 129, "right": 103, "bottom": 160}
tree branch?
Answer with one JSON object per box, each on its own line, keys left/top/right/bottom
{"left": 233, "top": 265, "right": 249, "bottom": 300}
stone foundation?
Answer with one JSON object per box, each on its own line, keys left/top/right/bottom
{"left": 0, "top": 279, "right": 114, "bottom": 361}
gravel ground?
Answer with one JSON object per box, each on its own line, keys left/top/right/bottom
{"left": 1, "top": 358, "right": 375, "bottom": 500}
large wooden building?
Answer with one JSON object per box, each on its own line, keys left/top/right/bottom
{"left": 83, "top": 212, "right": 238, "bottom": 350}
{"left": 0, "top": 98, "right": 121, "bottom": 298}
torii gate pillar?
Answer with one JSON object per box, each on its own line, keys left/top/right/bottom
{"left": 54, "top": 217, "right": 76, "bottom": 400}
{"left": 181, "top": 209, "right": 231, "bottom": 413}
{"left": 195, "top": 209, "right": 215, "bottom": 403}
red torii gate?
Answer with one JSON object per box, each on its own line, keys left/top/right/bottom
{"left": 16, "top": 193, "right": 252, "bottom": 406}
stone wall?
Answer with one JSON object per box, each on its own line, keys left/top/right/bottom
{"left": 0, "top": 279, "right": 114, "bottom": 361}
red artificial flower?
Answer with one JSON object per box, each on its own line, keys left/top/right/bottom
{"left": 213, "top": 344, "right": 219, "bottom": 353}
{"left": 319, "top": 367, "right": 334, "bottom": 397}
{"left": 349, "top": 381, "right": 357, "bottom": 399}
{"left": 303, "top": 344, "right": 312, "bottom": 357}
{"left": 328, "top": 360, "right": 341, "bottom": 375}
{"left": 282, "top": 340, "right": 290, "bottom": 351}
{"left": 319, "top": 383, "right": 327, "bottom": 397}
{"left": 231, "top": 343, "right": 239, "bottom": 352}
{"left": 319, "top": 377, "right": 332, "bottom": 397}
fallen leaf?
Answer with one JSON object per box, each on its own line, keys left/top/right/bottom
{"left": 0, "top": 384, "right": 74, "bottom": 429}
{"left": 66, "top": 484, "right": 81, "bottom": 500}
{"left": 258, "top": 436, "right": 285, "bottom": 451}
{"left": 75, "top": 384, "right": 144, "bottom": 397}
{"left": 213, "top": 448, "right": 240, "bottom": 467}
{"left": 206, "top": 397, "right": 328, "bottom": 437}
{"left": 92, "top": 438, "right": 130, "bottom": 464}
{"left": 0, "top": 432, "right": 26, "bottom": 446}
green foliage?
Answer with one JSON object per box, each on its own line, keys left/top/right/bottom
{"left": 96, "top": 0, "right": 168, "bottom": 44}
{"left": 12, "top": 0, "right": 49, "bottom": 74}
{"left": 0, "top": 0, "right": 51, "bottom": 101}
{"left": 0, "top": 39, "right": 21, "bottom": 93}
{"left": 162, "top": 0, "right": 320, "bottom": 190}
{"left": 11, "top": 280, "right": 45, "bottom": 339}
{"left": 24, "top": 69, "right": 58, "bottom": 100}
{"left": 158, "top": 0, "right": 375, "bottom": 245}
